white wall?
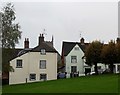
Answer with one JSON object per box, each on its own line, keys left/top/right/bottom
{"left": 65, "top": 44, "right": 84, "bottom": 77}
{"left": 9, "top": 52, "right": 57, "bottom": 85}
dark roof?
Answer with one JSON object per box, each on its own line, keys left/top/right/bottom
{"left": 14, "top": 42, "right": 57, "bottom": 59}
{"left": 2, "top": 48, "right": 23, "bottom": 63}
{"left": 62, "top": 41, "right": 89, "bottom": 56}
{"left": 2, "top": 41, "right": 58, "bottom": 62}
{"left": 31, "top": 42, "right": 57, "bottom": 53}
{"left": 45, "top": 41, "right": 53, "bottom": 48}
{"left": 17, "top": 48, "right": 32, "bottom": 57}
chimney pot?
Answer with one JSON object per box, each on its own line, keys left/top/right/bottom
{"left": 39, "top": 33, "right": 44, "bottom": 45}
{"left": 24, "top": 38, "right": 29, "bottom": 48}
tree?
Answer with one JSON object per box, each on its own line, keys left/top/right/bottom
{"left": 85, "top": 41, "right": 102, "bottom": 75}
{"left": 116, "top": 40, "right": 120, "bottom": 63}
{"left": 1, "top": 3, "right": 21, "bottom": 48}
{"left": 1, "top": 3, "right": 22, "bottom": 73}
{"left": 101, "top": 40, "right": 116, "bottom": 73}
{"left": 2, "top": 48, "right": 14, "bottom": 72}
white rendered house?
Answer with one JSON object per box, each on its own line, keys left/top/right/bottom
{"left": 9, "top": 34, "right": 57, "bottom": 85}
{"left": 61, "top": 38, "right": 90, "bottom": 78}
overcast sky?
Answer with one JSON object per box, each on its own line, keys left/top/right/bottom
{"left": 0, "top": 0, "right": 119, "bottom": 53}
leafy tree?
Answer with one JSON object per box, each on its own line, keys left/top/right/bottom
{"left": 1, "top": 3, "right": 21, "bottom": 48}
{"left": 85, "top": 41, "right": 102, "bottom": 75}
{"left": 100, "top": 45, "right": 108, "bottom": 67}
{"left": 1, "top": 3, "right": 22, "bottom": 73}
{"left": 101, "top": 40, "right": 116, "bottom": 73}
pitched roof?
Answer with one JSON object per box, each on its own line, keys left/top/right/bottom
{"left": 2, "top": 48, "right": 23, "bottom": 62}
{"left": 17, "top": 48, "right": 32, "bottom": 57}
{"left": 31, "top": 42, "right": 57, "bottom": 53}
{"left": 62, "top": 41, "right": 89, "bottom": 56}
{"left": 45, "top": 41, "right": 53, "bottom": 48}
{"left": 15, "top": 42, "right": 57, "bottom": 58}
{"left": 2, "top": 41, "right": 58, "bottom": 62}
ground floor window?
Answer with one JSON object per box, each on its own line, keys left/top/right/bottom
{"left": 30, "top": 74, "right": 36, "bottom": 81}
{"left": 40, "top": 74, "right": 47, "bottom": 81}
{"left": 71, "top": 66, "right": 77, "bottom": 73}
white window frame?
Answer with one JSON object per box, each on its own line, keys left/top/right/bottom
{"left": 40, "top": 49, "right": 46, "bottom": 55}
{"left": 29, "top": 74, "right": 36, "bottom": 81}
{"left": 16, "top": 59, "right": 22, "bottom": 68}
{"left": 40, "top": 60, "right": 46, "bottom": 69}
{"left": 71, "top": 56, "right": 77, "bottom": 63}
{"left": 40, "top": 74, "right": 47, "bottom": 81}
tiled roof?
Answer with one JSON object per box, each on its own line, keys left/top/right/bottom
{"left": 2, "top": 48, "right": 23, "bottom": 61}
{"left": 31, "top": 42, "right": 57, "bottom": 53}
{"left": 62, "top": 41, "right": 89, "bottom": 56}
{"left": 2, "top": 41, "right": 57, "bottom": 62}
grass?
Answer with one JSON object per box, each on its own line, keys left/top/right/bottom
{"left": 2, "top": 74, "right": 119, "bottom": 93}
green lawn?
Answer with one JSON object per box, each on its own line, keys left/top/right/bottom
{"left": 2, "top": 74, "right": 119, "bottom": 93}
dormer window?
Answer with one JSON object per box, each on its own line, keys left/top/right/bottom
{"left": 41, "top": 49, "right": 46, "bottom": 55}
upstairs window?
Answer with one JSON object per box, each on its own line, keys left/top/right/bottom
{"left": 71, "top": 56, "right": 77, "bottom": 63}
{"left": 29, "top": 74, "right": 36, "bottom": 81}
{"left": 40, "top": 49, "right": 46, "bottom": 55}
{"left": 74, "top": 47, "right": 79, "bottom": 50}
{"left": 40, "top": 60, "right": 46, "bottom": 69}
{"left": 16, "top": 60, "right": 22, "bottom": 68}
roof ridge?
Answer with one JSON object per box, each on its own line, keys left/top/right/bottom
{"left": 43, "top": 42, "right": 56, "bottom": 50}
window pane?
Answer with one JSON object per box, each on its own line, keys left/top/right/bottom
{"left": 74, "top": 47, "right": 79, "bottom": 50}
{"left": 16, "top": 60, "right": 22, "bottom": 68}
{"left": 40, "top": 60, "right": 46, "bottom": 69}
{"left": 71, "top": 56, "right": 77, "bottom": 63}
{"left": 40, "top": 74, "right": 47, "bottom": 80}
{"left": 30, "top": 74, "right": 36, "bottom": 81}
{"left": 41, "top": 49, "right": 46, "bottom": 55}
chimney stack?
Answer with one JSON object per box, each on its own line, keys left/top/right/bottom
{"left": 24, "top": 38, "right": 29, "bottom": 48}
{"left": 39, "top": 33, "right": 44, "bottom": 45}
{"left": 80, "top": 38, "right": 85, "bottom": 45}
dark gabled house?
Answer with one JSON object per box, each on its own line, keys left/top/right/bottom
{"left": 61, "top": 38, "right": 91, "bottom": 78}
